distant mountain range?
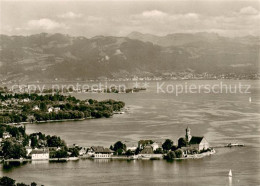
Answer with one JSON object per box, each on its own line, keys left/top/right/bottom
{"left": 0, "top": 32, "right": 259, "bottom": 82}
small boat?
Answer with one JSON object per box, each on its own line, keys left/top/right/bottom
{"left": 129, "top": 155, "right": 138, "bottom": 160}
{"left": 228, "top": 169, "right": 232, "bottom": 177}
{"left": 114, "top": 111, "right": 125, "bottom": 114}
{"left": 225, "top": 143, "right": 244, "bottom": 147}
{"left": 249, "top": 97, "right": 252, "bottom": 103}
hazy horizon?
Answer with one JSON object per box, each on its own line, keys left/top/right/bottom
{"left": 1, "top": 0, "right": 260, "bottom": 37}
{"left": 1, "top": 30, "right": 260, "bottom": 39}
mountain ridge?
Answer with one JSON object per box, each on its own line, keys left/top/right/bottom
{"left": 0, "top": 32, "right": 259, "bottom": 83}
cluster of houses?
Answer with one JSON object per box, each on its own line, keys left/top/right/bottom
{"left": 0, "top": 97, "right": 60, "bottom": 113}
{"left": 87, "top": 127, "right": 211, "bottom": 159}
{"left": 32, "top": 105, "right": 61, "bottom": 113}
{"left": 0, "top": 127, "right": 212, "bottom": 161}
{"left": 1, "top": 98, "right": 31, "bottom": 107}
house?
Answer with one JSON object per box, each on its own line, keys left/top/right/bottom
{"left": 139, "top": 146, "right": 154, "bottom": 154}
{"left": 48, "top": 107, "right": 53, "bottom": 113}
{"left": 89, "top": 146, "right": 113, "bottom": 159}
{"left": 3, "top": 132, "right": 12, "bottom": 139}
{"left": 138, "top": 145, "right": 163, "bottom": 159}
{"left": 54, "top": 107, "right": 60, "bottom": 113}
{"left": 189, "top": 136, "right": 209, "bottom": 151}
{"left": 48, "top": 107, "right": 60, "bottom": 113}
{"left": 30, "top": 148, "right": 49, "bottom": 160}
{"left": 48, "top": 147, "right": 60, "bottom": 152}
{"left": 25, "top": 146, "right": 32, "bottom": 156}
{"left": 182, "top": 127, "right": 210, "bottom": 154}
{"left": 22, "top": 98, "right": 30, "bottom": 103}
{"left": 151, "top": 142, "right": 162, "bottom": 151}
{"left": 33, "top": 105, "right": 40, "bottom": 111}
{"left": 138, "top": 140, "right": 154, "bottom": 150}
{"left": 79, "top": 147, "right": 87, "bottom": 156}
{"left": 125, "top": 143, "right": 137, "bottom": 152}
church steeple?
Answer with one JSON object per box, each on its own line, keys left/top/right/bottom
{"left": 185, "top": 126, "right": 192, "bottom": 142}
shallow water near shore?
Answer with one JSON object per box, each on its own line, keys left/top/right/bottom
{"left": 1, "top": 80, "right": 260, "bottom": 185}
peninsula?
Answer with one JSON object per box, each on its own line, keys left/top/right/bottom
{"left": 0, "top": 93, "right": 125, "bottom": 124}
{"left": 0, "top": 125, "right": 215, "bottom": 163}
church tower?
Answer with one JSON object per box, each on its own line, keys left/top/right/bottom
{"left": 185, "top": 127, "right": 192, "bottom": 142}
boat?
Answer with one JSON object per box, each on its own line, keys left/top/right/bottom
{"left": 228, "top": 169, "right": 232, "bottom": 177}
{"left": 114, "top": 111, "right": 125, "bottom": 114}
{"left": 249, "top": 97, "right": 252, "bottom": 103}
{"left": 129, "top": 155, "right": 138, "bottom": 160}
{"left": 68, "top": 157, "right": 79, "bottom": 161}
{"left": 225, "top": 143, "right": 244, "bottom": 147}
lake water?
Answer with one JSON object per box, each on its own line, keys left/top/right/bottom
{"left": 1, "top": 80, "right": 259, "bottom": 186}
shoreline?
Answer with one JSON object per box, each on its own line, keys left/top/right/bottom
{"left": 1, "top": 150, "right": 216, "bottom": 163}
{"left": 2, "top": 116, "right": 109, "bottom": 126}
{"left": 1, "top": 79, "right": 259, "bottom": 86}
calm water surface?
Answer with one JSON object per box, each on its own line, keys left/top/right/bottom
{"left": 0, "top": 80, "right": 259, "bottom": 186}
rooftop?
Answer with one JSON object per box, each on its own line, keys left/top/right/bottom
{"left": 189, "top": 136, "right": 204, "bottom": 145}
{"left": 31, "top": 149, "right": 49, "bottom": 154}
{"left": 91, "top": 146, "right": 113, "bottom": 153}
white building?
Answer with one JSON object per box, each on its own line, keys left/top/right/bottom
{"left": 3, "top": 132, "right": 12, "bottom": 139}
{"left": 33, "top": 105, "right": 40, "bottom": 111}
{"left": 22, "top": 98, "right": 30, "bottom": 103}
{"left": 126, "top": 143, "right": 137, "bottom": 152}
{"left": 79, "top": 148, "right": 87, "bottom": 156}
{"left": 48, "top": 107, "right": 53, "bottom": 113}
{"left": 182, "top": 127, "right": 210, "bottom": 154}
{"left": 31, "top": 149, "right": 49, "bottom": 160}
{"left": 54, "top": 107, "right": 60, "bottom": 113}
{"left": 189, "top": 137, "right": 209, "bottom": 151}
{"left": 25, "top": 146, "right": 32, "bottom": 156}
{"left": 48, "top": 107, "right": 60, "bottom": 113}
{"left": 89, "top": 146, "right": 114, "bottom": 159}
{"left": 151, "top": 142, "right": 162, "bottom": 151}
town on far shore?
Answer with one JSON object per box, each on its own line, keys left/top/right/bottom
{"left": 0, "top": 124, "right": 215, "bottom": 163}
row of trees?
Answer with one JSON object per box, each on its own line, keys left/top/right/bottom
{"left": 162, "top": 138, "right": 193, "bottom": 160}
{"left": 1, "top": 140, "right": 27, "bottom": 159}
{"left": 0, "top": 124, "right": 69, "bottom": 159}
{"left": 0, "top": 124, "right": 26, "bottom": 138}
{"left": 0, "top": 176, "right": 39, "bottom": 186}
{"left": 109, "top": 139, "right": 185, "bottom": 159}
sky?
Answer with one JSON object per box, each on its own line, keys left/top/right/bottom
{"left": 0, "top": 0, "right": 260, "bottom": 37}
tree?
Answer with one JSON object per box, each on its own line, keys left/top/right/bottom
{"left": 154, "top": 148, "right": 163, "bottom": 154}
{"left": 30, "top": 182, "right": 37, "bottom": 186}
{"left": 30, "top": 136, "right": 38, "bottom": 148}
{"left": 178, "top": 138, "right": 188, "bottom": 148}
{"left": 16, "top": 183, "right": 29, "bottom": 186}
{"left": 164, "top": 151, "right": 176, "bottom": 161}
{"left": 134, "top": 147, "right": 141, "bottom": 155}
{"left": 39, "top": 102, "right": 47, "bottom": 111}
{"left": 138, "top": 140, "right": 153, "bottom": 149}
{"left": 2, "top": 140, "right": 26, "bottom": 159}
{"left": 162, "top": 139, "right": 173, "bottom": 151}
{"left": 88, "top": 99, "right": 94, "bottom": 105}
{"left": 125, "top": 149, "right": 134, "bottom": 156}
{"left": 113, "top": 141, "right": 126, "bottom": 151}
{"left": 171, "top": 145, "right": 178, "bottom": 151}
{"left": 47, "top": 136, "right": 65, "bottom": 147}
{"left": 70, "top": 148, "right": 79, "bottom": 157}
{"left": 112, "top": 141, "right": 126, "bottom": 155}
{"left": 175, "top": 149, "right": 183, "bottom": 158}
{"left": 0, "top": 176, "right": 16, "bottom": 186}
{"left": 52, "top": 149, "right": 68, "bottom": 158}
